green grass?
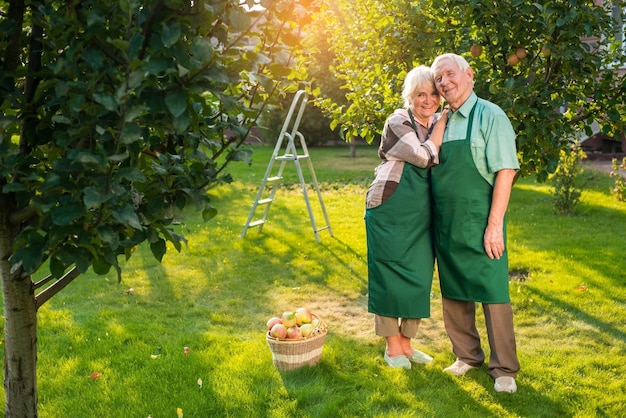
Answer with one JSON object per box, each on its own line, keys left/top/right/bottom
{"left": 2, "top": 145, "right": 626, "bottom": 417}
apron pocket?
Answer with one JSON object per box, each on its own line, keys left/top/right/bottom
{"left": 367, "top": 218, "right": 411, "bottom": 263}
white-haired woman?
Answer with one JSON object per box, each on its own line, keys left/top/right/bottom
{"left": 366, "top": 65, "right": 448, "bottom": 369}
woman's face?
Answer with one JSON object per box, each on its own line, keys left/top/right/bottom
{"left": 411, "top": 87, "right": 440, "bottom": 120}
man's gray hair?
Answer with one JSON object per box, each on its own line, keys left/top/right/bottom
{"left": 431, "top": 53, "right": 470, "bottom": 74}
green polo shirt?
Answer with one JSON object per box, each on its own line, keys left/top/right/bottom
{"left": 444, "top": 92, "right": 520, "bottom": 185}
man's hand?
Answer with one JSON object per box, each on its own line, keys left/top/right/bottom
{"left": 484, "top": 222, "right": 504, "bottom": 260}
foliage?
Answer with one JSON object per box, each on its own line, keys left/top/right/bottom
{"left": 305, "top": 0, "right": 438, "bottom": 142}
{"left": 610, "top": 156, "right": 626, "bottom": 201}
{"left": 260, "top": 90, "right": 340, "bottom": 146}
{"left": 550, "top": 142, "right": 586, "bottom": 214}
{"left": 309, "top": 0, "right": 626, "bottom": 181}
{"left": 1, "top": 0, "right": 308, "bottom": 281}
{"left": 0, "top": 0, "right": 309, "bottom": 414}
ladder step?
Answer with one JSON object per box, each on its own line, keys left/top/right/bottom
{"left": 316, "top": 225, "right": 330, "bottom": 232}
{"left": 276, "top": 154, "right": 309, "bottom": 161}
{"left": 267, "top": 176, "right": 282, "bottom": 182}
{"left": 248, "top": 220, "right": 266, "bottom": 227}
{"left": 257, "top": 198, "right": 273, "bottom": 205}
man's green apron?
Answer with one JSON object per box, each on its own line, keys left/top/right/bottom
{"left": 431, "top": 105, "right": 510, "bottom": 303}
{"left": 366, "top": 162, "right": 434, "bottom": 318}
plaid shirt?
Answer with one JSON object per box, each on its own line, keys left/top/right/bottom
{"left": 366, "top": 109, "right": 439, "bottom": 208}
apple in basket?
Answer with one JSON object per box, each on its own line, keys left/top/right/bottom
{"left": 285, "top": 325, "right": 302, "bottom": 339}
{"left": 266, "top": 317, "right": 282, "bottom": 331}
{"left": 281, "top": 311, "right": 297, "bottom": 328}
{"left": 295, "top": 307, "right": 312, "bottom": 326}
{"left": 270, "top": 323, "right": 287, "bottom": 339}
{"left": 299, "top": 323, "right": 314, "bottom": 337}
{"left": 311, "top": 317, "right": 320, "bottom": 329}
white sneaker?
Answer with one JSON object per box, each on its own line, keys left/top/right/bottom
{"left": 494, "top": 376, "right": 517, "bottom": 393}
{"left": 443, "top": 359, "right": 477, "bottom": 376}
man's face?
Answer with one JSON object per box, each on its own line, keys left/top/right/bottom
{"left": 433, "top": 58, "right": 474, "bottom": 111}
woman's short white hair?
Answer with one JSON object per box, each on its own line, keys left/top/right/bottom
{"left": 402, "top": 65, "right": 438, "bottom": 108}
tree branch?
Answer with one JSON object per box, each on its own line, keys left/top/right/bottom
{"left": 9, "top": 203, "right": 37, "bottom": 226}
{"left": 35, "top": 266, "right": 81, "bottom": 309}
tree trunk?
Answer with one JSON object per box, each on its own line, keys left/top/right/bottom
{"left": 1, "top": 203, "right": 38, "bottom": 417}
{"left": 350, "top": 137, "right": 357, "bottom": 158}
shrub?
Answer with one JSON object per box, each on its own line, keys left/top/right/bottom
{"left": 551, "top": 142, "right": 586, "bottom": 214}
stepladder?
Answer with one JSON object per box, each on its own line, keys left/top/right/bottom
{"left": 240, "top": 90, "right": 333, "bottom": 243}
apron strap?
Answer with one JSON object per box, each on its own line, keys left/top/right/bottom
{"left": 465, "top": 104, "right": 477, "bottom": 142}
{"left": 407, "top": 109, "right": 436, "bottom": 139}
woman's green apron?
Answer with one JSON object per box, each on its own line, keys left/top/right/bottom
{"left": 366, "top": 161, "right": 434, "bottom": 319}
{"left": 431, "top": 105, "right": 510, "bottom": 303}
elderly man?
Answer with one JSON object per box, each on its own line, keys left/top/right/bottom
{"left": 430, "top": 53, "right": 520, "bottom": 393}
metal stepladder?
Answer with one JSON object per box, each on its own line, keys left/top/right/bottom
{"left": 240, "top": 90, "right": 333, "bottom": 243}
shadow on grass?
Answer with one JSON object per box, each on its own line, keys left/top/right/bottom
{"left": 273, "top": 333, "right": 569, "bottom": 418}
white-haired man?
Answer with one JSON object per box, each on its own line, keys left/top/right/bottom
{"left": 430, "top": 53, "right": 520, "bottom": 393}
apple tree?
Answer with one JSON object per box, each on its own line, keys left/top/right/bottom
{"left": 0, "top": 0, "right": 309, "bottom": 415}
{"left": 309, "top": 0, "right": 626, "bottom": 181}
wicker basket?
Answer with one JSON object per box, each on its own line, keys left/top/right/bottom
{"left": 266, "top": 315, "right": 328, "bottom": 371}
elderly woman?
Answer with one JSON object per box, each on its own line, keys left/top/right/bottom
{"left": 365, "top": 65, "right": 448, "bottom": 369}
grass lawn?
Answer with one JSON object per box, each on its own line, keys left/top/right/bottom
{"left": 2, "top": 144, "right": 625, "bottom": 417}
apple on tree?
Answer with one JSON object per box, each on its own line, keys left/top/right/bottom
{"left": 470, "top": 44, "right": 482, "bottom": 57}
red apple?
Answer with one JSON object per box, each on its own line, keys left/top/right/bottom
{"left": 281, "top": 311, "right": 297, "bottom": 328}
{"left": 285, "top": 325, "right": 301, "bottom": 339}
{"left": 515, "top": 47, "right": 527, "bottom": 59}
{"left": 266, "top": 316, "right": 282, "bottom": 331}
{"left": 507, "top": 53, "right": 520, "bottom": 66}
{"left": 470, "top": 44, "right": 482, "bottom": 57}
{"left": 270, "top": 323, "right": 287, "bottom": 339}
{"left": 295, "top": 307, "right": 312, "bottom": 325}
{"left": 300, "top": 323, "right": 314, "bottom": 337}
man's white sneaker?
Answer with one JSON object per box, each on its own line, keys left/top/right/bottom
{"left": 443, "top": 359, "right": 477, "bottom": 376}
{"left": 494, "top": 376, "right": 517, "bottom": 393}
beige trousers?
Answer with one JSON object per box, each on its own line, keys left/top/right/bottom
{"left": 442, "top": 297, "right": 520, "bottom": 379}
{"left": 374, "top": 315, "right": 421, "bottom": 338}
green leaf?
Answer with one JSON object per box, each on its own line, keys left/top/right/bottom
{"left": 83, "top": 186, "right": 111, "bottom": 209}
{"left": 11, "top": 244, "right": 45, "bottom": 275}
{"left": 165, "top": 90, "right": 188, "bottom": 118}
{"left": 112, "top": 204, "right": 143, "bottom": 230}
{"left": 161, "top": 21, "right": 182, "bottom": 47}
{"left": 97, "top": 226, "right": 120, "bottom": 250}
{"left": 93, "top": 93, "right": 118, "bottom": 112}
{"left": 49, "top": 255, "right": 66, "bottom": 279}
{"left": 192, "top": 38, "right": 214, "bottom": 62}
{"left": 2, "top": 183, "right": 26, "bottom": 193}
{"left": 173, "top": 112, "right": 191, "bottom": 133}
{"left": 202, "top": 206, "right": 218, "bottom": 222}
{"left": 116, "top": 167, "right": 147, "bottom": 182}
{"left": 150, "top": 238, "right": 167, "bottom": 262}
{"left": 92, "top": 257, "right": 112, "bottom": 275}
{"left": 51, "top": 203, "right": 84, "bottom": 226}
{"left": 120, "top": 123, "right": 143, "bottom": 144}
